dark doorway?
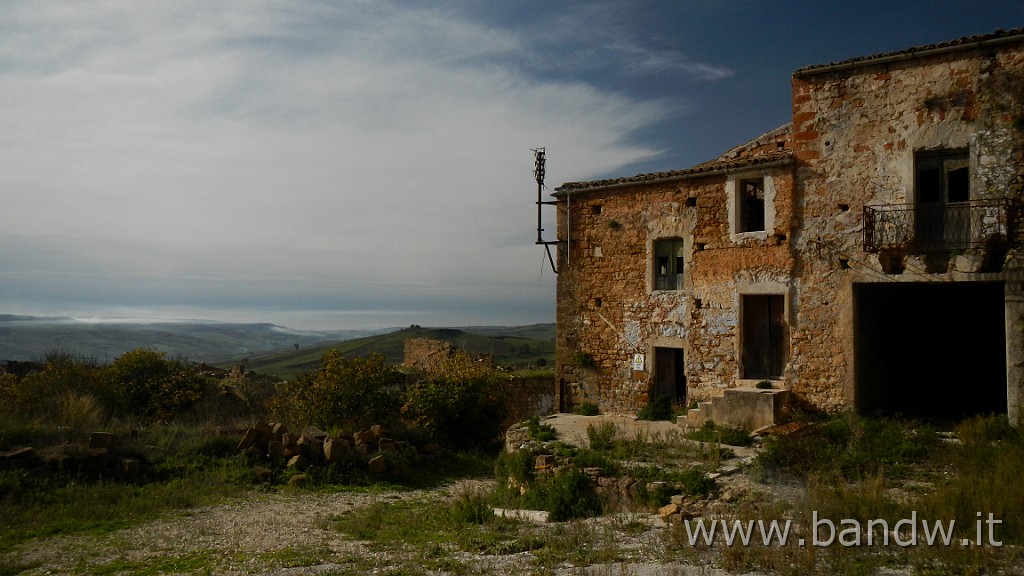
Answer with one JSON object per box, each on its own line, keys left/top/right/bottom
{"left": 652, "top": 347, "right": 686, "bottom": 403}
{"left": 854, "top": 282, "right": 1006, "bottom": 420}
{"left": 742, "top": 295, "right": 788, "bottom": 379}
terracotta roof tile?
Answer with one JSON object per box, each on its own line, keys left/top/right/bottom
{"left": 794, "top": 28, "right": 1024, "bottom": 77}
{"left": 555, "top": 148, "right": 792, "bottom": 194}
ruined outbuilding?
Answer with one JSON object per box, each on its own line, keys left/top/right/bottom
{"left": 551, "top": 29, "right": 1024, "bottom": 427}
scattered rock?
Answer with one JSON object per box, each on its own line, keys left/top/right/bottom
{"left": 368, "top": 454, "right": 387, "bottom": 474}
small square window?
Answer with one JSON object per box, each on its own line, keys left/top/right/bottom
{"left": 654, "top": 239, "right": 685, "bottom": 291}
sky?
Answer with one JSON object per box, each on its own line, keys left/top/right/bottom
{"left": 1, "top": 1, "right": 1021, "bottom": 330}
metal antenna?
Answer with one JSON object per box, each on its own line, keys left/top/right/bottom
{"left": 533, "top": 147, "right": 560, "bottom": 274}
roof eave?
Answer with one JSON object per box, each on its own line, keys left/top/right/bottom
{"left": 553, "top": 156, "right": 793, "bottom": 198}
{"left": 794, "top": 29, "right": 1024, "bottom": 78}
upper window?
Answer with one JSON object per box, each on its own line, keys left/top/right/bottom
{"left": 738, "top": 178, "right": 766, "bottom": 233}
{"left": 654, "top": 239, "right": 685, "bottom": 291}
{"left": 916, "top": 150, "right": 969, "bottom": 205}
{"left": 914, "top": 150, "right": 970, "bottom": 250}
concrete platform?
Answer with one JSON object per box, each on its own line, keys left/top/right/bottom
{"left": 539, "top": 413, "right": 683, "bottom": 447}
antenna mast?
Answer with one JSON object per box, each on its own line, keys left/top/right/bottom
{"left": 533, "top": 147, "right": 560, "bottom": 274}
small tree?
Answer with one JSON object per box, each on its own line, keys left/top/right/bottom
{"left": 104, "top": 349, "right": 203, "bottom": 422}
{"left": 402, "top": 350, "right": 507, "bottom": 450}
{"left": 272, "top": 350, "right": 404, "bottom": 431}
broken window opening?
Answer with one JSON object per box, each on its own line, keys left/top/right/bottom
{"left": 915, "top": 150, "right": 970, "bottom": 250}
{"left": 739, "top": 178, "right": 766, "bottom": 233}
{"left": 654, "top": 239, "right": 685, "bottom": 291}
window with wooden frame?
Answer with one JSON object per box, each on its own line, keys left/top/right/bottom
{"left": 654, "top": 239, "right": 685, "bottom": 291}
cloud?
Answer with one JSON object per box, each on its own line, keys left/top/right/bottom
{"left": 0, "top": 0, "right": 681, "bottom": 328}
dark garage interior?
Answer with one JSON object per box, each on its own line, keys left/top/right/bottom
{"left": 854, "top": 281, "right": 1007, "bottom": 420}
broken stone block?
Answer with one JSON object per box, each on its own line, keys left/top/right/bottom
{"left": 368, "top": 454, "right": 387, "bottom": 474}
{"left": 237, "top": 428, "right": 259, "bottom": 451}
{"left": 267, "top": 440, "right": 284, "bottom": 459}
{"left": 288, "top": 474, "right": 308, "bottom": 487}
{"left": 0, "top": 447, "right": 36, "bottom": 461}
{"left": 659, "top": 503, "right": 680, "bottom": 519}
{"left": 353, "top": 429, "right": 375, "bottom": 446}
{"left": 88, "top": 432, "right": 120, "bottom": 451}
{"left": 535, "top": 454, "right": 555, "bottom": 469}
{"left": 303, "top": 426, "right": 329, "bottom": 440}
{"left": 287, "top": 454, "right": 310, "bottom": 471}
{"left": 323, "top": 437, "right": 350, "bottom": 463}
{"left": 120, "top": 457, "right": 140, "bottom": 475}
{"left": 253, "top": 466, "right": 274, "bottom": 482}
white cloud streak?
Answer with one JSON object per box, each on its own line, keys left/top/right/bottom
{"left": 0, "top": 0, "right": 704, "bottom": 328}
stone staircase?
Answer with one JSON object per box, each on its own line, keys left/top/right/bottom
{"left": 686, "top": 385, "right": 790, "bottom": 431}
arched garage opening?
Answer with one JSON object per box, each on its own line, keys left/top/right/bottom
{"left": 854, "top": 281, "right": 1006, "bottom": 420}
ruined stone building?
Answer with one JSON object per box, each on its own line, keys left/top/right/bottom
{"left": 551, "top": 29, "right": 1024, "bottom": 427}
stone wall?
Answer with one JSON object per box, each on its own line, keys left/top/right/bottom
{"left": 405, "top": 337, "right": 555, "bottom": 427}
{"left": 790, "top": 37, "right": 1024, "bottom": 419}
{"left": 555, "top": 160, "right": 796, "bottom": 415}
{"left": 501, "top": 375, "right": 556, "bottom": 429}
{"left": 555, "top": 32, "right": 1024, "bottom": 423}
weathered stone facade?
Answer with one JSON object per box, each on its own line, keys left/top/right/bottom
{"left": 553, "top": 29, "right": 1024, "bottom": 425}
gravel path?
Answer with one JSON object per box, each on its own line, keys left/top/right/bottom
{"left": 6, "top": 477, "right": 748, "bottom": 576}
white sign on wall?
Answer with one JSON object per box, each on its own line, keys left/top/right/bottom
{"left": 631, "top": 353, "right": 646, "bottom": 371}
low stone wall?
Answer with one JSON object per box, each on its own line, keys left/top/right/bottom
{"left": 501, "top": 375, "right": 555, "bottom": 429}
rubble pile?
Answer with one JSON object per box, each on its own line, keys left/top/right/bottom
{"left": 236, "top": 421, "right": 438, "bottom": 484}
{"left": 0, "top": 431, "right": 146, "bottom": 477}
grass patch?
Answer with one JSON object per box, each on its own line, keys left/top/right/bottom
{"left": 723, "top": 414, "right": 1024, "bottom": 574}
{"left": 636, "top": 395, "right": 674, "bottom": 421}
{"left": 754, "top": 413, "right": 937, "bottom": 480}
{"left": 333, "top": 488, "right": 539, "bottom": 556}
{"left": 525, "top": 416, "right": 557, "bottom": 442}
{"left": 687, "top": 420, "right": 754, "bottom": 447}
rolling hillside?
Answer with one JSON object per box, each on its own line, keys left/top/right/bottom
{"left": 230, "top": 324, "right": 555, "bottom": 379}
{"left": 0, "top": 315, "right": 387, "bottom": 364}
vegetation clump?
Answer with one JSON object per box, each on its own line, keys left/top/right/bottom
{"left": 636, "top": 395, "right": 674, "bottom": 421}
{"left": 686, "top": 420, "right": 754, "bottom": 447}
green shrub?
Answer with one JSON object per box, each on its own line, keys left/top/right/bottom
{"left": 104, "top": 349, "right": 204, "bottom": 422}
{"left": 402, "top": 355, "right": 507, "bottom": 451}
{"left": 755, "top": 413, "right": 938, "bottom": 480}
{"left": 569, "top": 448, "right": 617, "bottom": 476}
{"left": 573, "top": 402, "right": 600, "bottom": 416}
{"left": 272, "top": 351, "right": 404, "bottom": 431}
{"left": 526, "top": 416, "right": 557, "bottom": 442}
{"left": 573, "top": 351, "right": 595, "bottom": 368}
{"left": 543, "top": 468, "right": 603, "bottom": 521}
{"left": 449, "top": 488, "right": 493, "bottom": 525}
{"left": 636, "top": 396, "right": 673, "bottom": 421}
{"left": 494, "top": 449, "right": 536, "bottom": 489}
{"left": 586, "top": 421, "right": 618, "bottom": 451}
{"left": 755, "top": 380, "right": 773, "bottom": 389}
{"left": 686, "top": 421, "right": 754, "bottom": 447}
{"left": 677, "top": 466, "right": 717, "bottom": 497}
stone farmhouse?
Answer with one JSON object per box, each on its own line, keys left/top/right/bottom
{"left": 550, "top": 29, "right": 1024, "bottom": 428}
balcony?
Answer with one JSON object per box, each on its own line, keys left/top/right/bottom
{"left": 863, "top": 199, "right": 1011, "bottom": 253}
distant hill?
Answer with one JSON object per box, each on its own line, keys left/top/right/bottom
{"left": 0, "top": 315, "right": 388, "bottom": 364}
{"left": 231, "top": 323, "right": 556, "bottom": 380}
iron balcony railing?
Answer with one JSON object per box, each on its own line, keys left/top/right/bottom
{"left": 863, "top": 199, "right": 1010, "bottom": 253}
